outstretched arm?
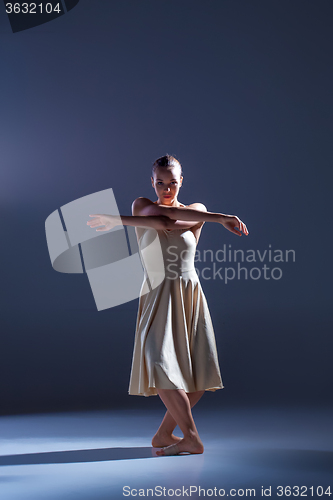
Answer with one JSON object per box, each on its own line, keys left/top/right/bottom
{"left": 140, "top": 202, "right": 222, "bottom": 224}
{"left": 87, "top": 214, "right": 172, "bottom": 232}
{"left": 131, "top": 198, "right": 249, "bottom": 236}
{"left": 87, "top": 208, "right": 249, "bottom": 236}
{"left": 168, "top": 206, "right": 249, "bottom": 236}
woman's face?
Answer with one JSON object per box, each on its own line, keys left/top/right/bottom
{"left": 151, "top": 167, "right": 183, "bottom": 204}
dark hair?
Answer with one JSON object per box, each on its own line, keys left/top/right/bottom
{"left": 152, "top": 154, "right": 183, "bottom": 178}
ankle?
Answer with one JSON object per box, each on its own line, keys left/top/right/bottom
{"left": 183, "top": 429, "right": 198, "bottom": 440}
{"left": 155, "top": 429, "right": 176, "bottom": 437}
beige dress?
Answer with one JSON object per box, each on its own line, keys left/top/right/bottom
{"left": 128, "top": 222, "right": 224, "bottom": 397}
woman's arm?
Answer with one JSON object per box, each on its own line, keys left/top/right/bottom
{"left": 86, "top": 201, "right": 217, "bottom": 233}
{"left": 87, "top": 214, "right": 171, "bottom": 232}
{"left": 87, "top": 198, "right": 249, "bottom": 236}
{"left": 136, "top": 198, "right": 249, "bottom": 236}
{"left": 136, "top": 197, "right": 222, "bottom": 223}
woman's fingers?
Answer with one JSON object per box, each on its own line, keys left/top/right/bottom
{"left": 238, "top": 219, "right": 249, "bottom": 236}
{"left": 232, "top": 225, "right": 242, "bottom": 236}
{"left": 87, "top": 215, "right": 102, "bottom": 225}
{"left": 88, "top": 222, "right": 107, "bottom": 231}
{"left": 235, "top": 220, "right": 242, "bottom": 236}
{"left": 88, "top": 222, "right": 104, "bottom": 228}
{"left": 87, "top": 215, "right": 105, "bottom": 229}
{"left": 223, "top": 216, "right": 249, "bottom": 236}
{"left": 87, "top": 214, "right": 116, "bottom": 232}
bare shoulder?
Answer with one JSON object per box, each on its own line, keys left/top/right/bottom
{"left": 187, "top": 202, "right": 208, "bottom": 212}
{"left": 131, "top": 197, "right": 153, "bottom": 215}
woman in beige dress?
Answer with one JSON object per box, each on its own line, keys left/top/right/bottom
{"left": 87, "top": 155, "right": 249, "bottom": 456}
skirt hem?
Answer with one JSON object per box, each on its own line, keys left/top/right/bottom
{"left": 128, "top": 384, "right": 224, "bottom": 397}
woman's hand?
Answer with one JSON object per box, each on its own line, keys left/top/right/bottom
{"left": 220, "top": 215, "right": 249, "bottom": 236}
{"left": 87, "top": 214, "right": 122, "bottom": 232}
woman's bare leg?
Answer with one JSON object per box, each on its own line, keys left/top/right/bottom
{"left": 155, "top": 388, "right": 204, "bottom": 455}
{"left": 152, "top": 390, "right": 205, "bottom": 447}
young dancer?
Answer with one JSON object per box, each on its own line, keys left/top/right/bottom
{"left": 87, "top": 155, "right": 249, "bottom": 456}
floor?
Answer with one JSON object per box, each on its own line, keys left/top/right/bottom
{"left": 0, "top": 405, "right": 332, "bottom": 499}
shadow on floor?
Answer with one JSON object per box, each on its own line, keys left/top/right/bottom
{"left": 0, "top": 447, "right": 157, "bottom": 466}
{"left": 1, "top": 447, "right": 332, "bottom": 472}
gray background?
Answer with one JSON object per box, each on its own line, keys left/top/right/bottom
{"left": 0, "top": 0, "right": 332, "bottom": 415}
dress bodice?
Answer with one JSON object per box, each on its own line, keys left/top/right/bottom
{"left": 138, "top": 227, "right": 197, "bottom": 281}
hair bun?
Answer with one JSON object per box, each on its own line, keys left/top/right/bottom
{"left": 152, "top": 154, "right": 183, "bottom": 177}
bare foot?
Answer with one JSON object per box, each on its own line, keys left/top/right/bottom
{"left": 152, "top": 432, "right": 182, "bottom": 448}
{"left": 156, "top": 434, "right": 204, "bottom": 456}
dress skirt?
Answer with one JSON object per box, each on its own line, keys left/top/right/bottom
{"left": 128, "top": 227, "right": 224, "bottom": 397}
